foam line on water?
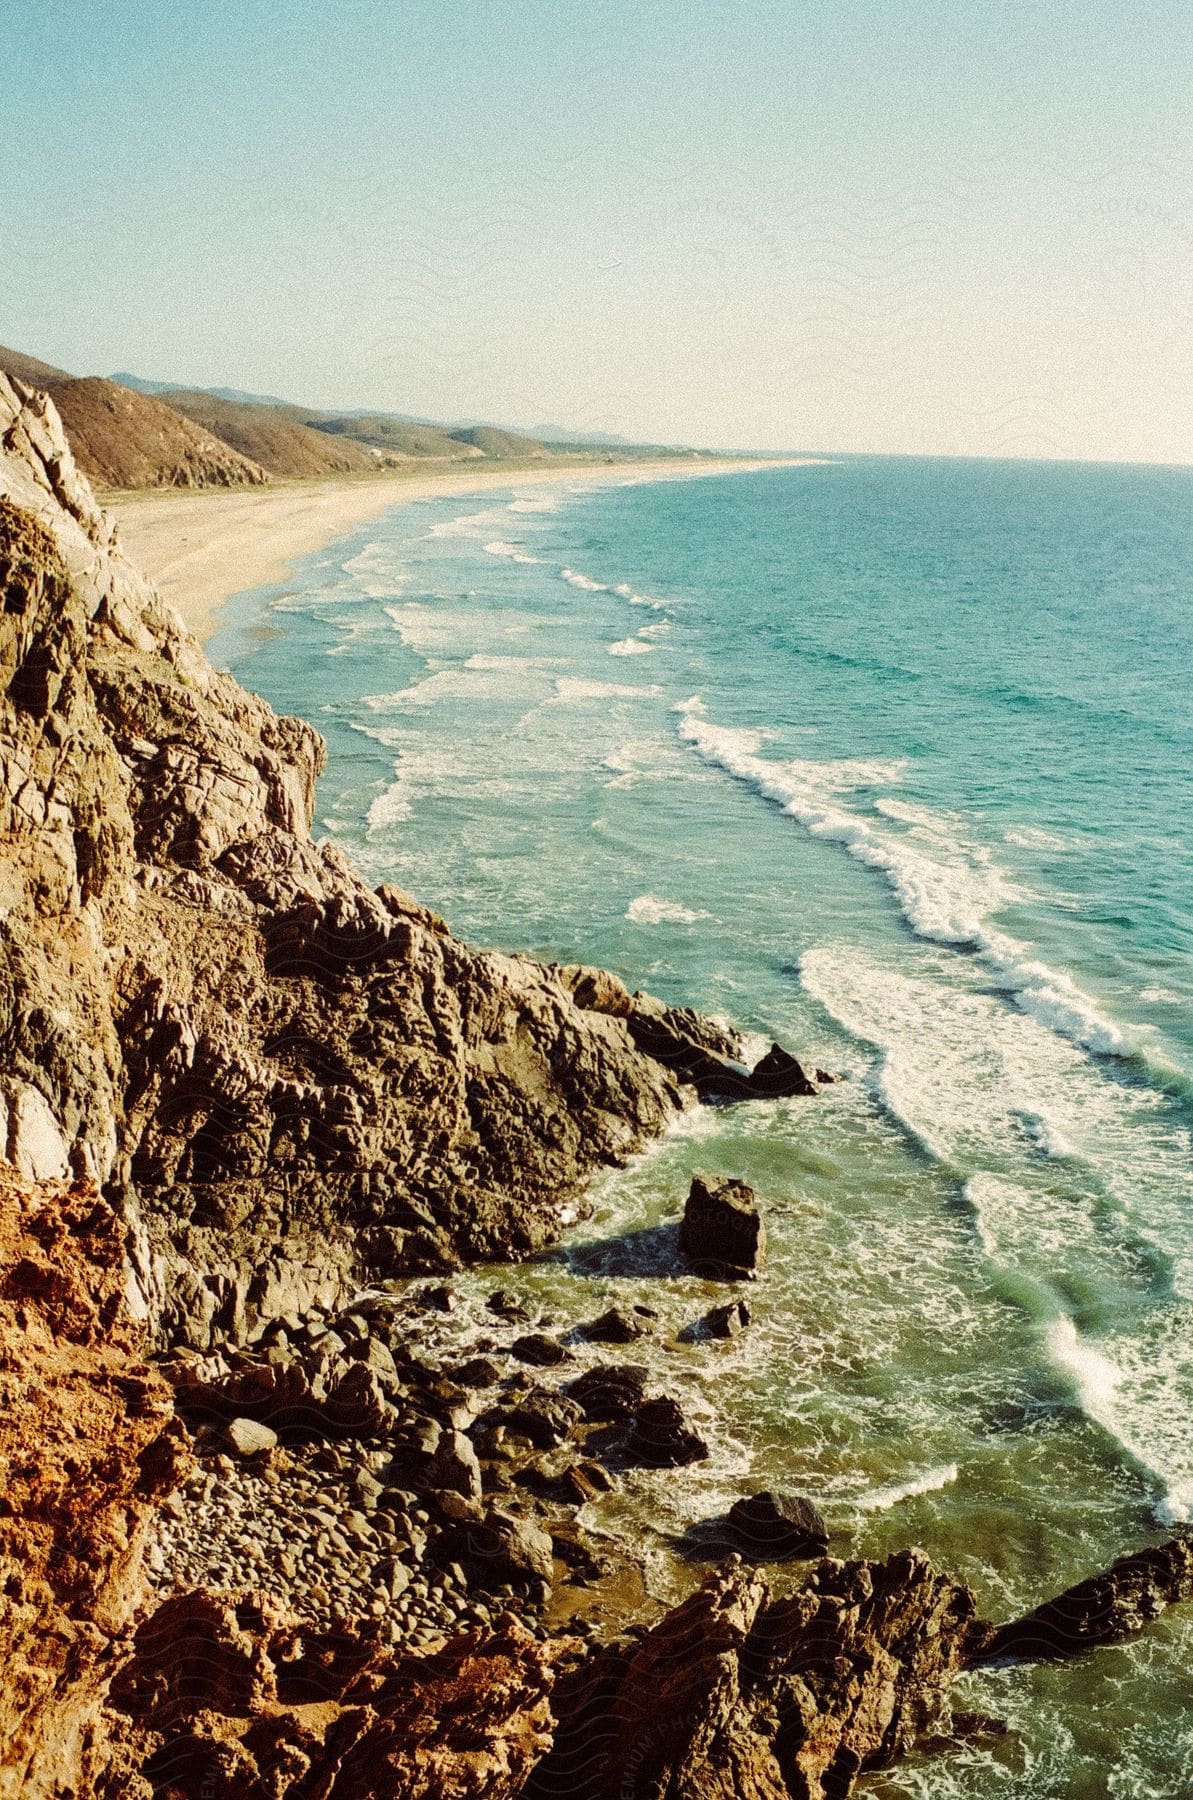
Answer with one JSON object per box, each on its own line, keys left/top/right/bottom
{"left": 679, "top": 700, "right": 1130, "bottom": 1060}
{"left": 626, "top": 894, "right": 709, "bottom": 924}
{"left": 854, "top": 1463, "right": 959, "bottom": 1513}
{"left": 560, "top": 567, "right": 608, "bottom": 591}
{"left": 483, "top": 540, "right": 542, "bottom": 563}
{"left": 1044, "top": 1316, "right": 1192, "bottom": 1526}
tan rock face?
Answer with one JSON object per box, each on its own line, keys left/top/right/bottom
{"left": 0, "top": 372, "right": 742, "bottom": 1350}
{"left": 0, "top": 1170, "right": 189, "bottom": 1800}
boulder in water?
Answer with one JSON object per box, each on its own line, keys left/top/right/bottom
{"left": 976, "top": 1534, "right": 1193, "bottom": 1662}
{"left": 581, "top": 1305, "right": 650, "bottom": 1344}
{"left": 703, "top": 1299, "right": 751, "bottom": 1338}
{"left": 746, "top": 1043, "right": 818, "bottom": 1098}
{"left": 680, "top": 1174, "right": 766, "bottom": 1279}
{"left": 727, "top": 1490, "right": 830, "bottom": 1558}
{"left": 625, "top": 1396, "right": 709, "bottom": 1468}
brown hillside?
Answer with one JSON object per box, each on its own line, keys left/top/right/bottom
{"left": 0, "top": 343, "right": 73, "bottom": 386}
{"left": 159, "top": 388, "right": 382, "bottom": 477}
{"left": 449, "top": 424, "right": 552, "bottom": 458}
{"left": 45, "top": 377, "right": 268, "bottom": 491}
{"left": 314, "top": 414, "right": 485, "bottom": 459}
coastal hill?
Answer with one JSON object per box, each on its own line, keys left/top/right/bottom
{"left": 153, "top": 386, "right": 383, "bottom": 478}
{"left": 0, "top": 342, "right": 707, "bottom": 492}
{"left": 0, "top": 348, "right": 270, "bottom": 490}
{"left": 40, "top": 375, "right": 269, "bottom": 491}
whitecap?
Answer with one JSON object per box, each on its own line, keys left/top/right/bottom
{"left": 366, "top": 778, "right": 411, "bottom": 831}
{"left": 1141, "top": 985, "right": 1182, "bottom": 1005}
{"left": 427, "top": 509, "right": 500, "bottom": 539}
{"left": 1043, "top": 1316, "right": 1193, "bottom": 1524}
{"left": 483, "top": 540, "right": 542, "bottom": 564}
{"left": 855, "top": 1463, "right": 959, "bottom": 1513}
{"left": 681, "top": 701, "right": 1130, "bottom": 1061}
{"left": 613, "top": 581, "right": 669, "bottom": 609}
{"left": 1003, "top": 824, "right": 1072, "bottom": 851}
{"left": 509, "top": 493, "right": 560, "bottom": 513}
{"left": 551, "top": 677, "right": 661, "bottom": 704}
{"left": 626, "top": 894, "right": 709, "bottom": 924}
{"left": 608, "top": 636, "right": 655, "bottom": 656}
{"left": 560, "top": 567, "right": 608, "bottom": 592}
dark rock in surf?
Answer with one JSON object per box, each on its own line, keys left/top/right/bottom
{"left": 727, "top": 1490, "right": 829, "bottom": 1559}
{"left": 745, "top": 1043, "right": 818, "bottom": 1098}
{"left": 625, "top": 1397, "right": 709, "bottom": 1468}
{"left": 680, "top": 1174, "right": 766, "bottom": 1279}
{"left": 975, "top": 1534, "right": 1193, "bottom": 1663}
{"left": 567, "top": 1364, "right": 650, "bottom": 1422}
{"left": 702, "top": 1299, "right": 751, "bottom": 1338}
{"left": 510, "top": 1332, "right": 572, "bottom": 1367}
{"left": 482, "top": 1387, "right": 583, "bottom": 1450}
{"left": 581, "top": 1306, "right": 650, "bottom": 1344}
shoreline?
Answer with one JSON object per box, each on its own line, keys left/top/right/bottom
{"left": 109, "top": 455, "right": 814, "bottom": 644}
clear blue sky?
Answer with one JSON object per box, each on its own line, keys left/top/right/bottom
{"left": 6, "top": 0, "right": 1193, "bottom": 458}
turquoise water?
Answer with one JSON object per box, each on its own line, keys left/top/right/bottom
{"left": 215, "top": 458, "right": 1193, "bottom": 1796}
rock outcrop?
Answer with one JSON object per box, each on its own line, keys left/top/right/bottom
{"left": 975, "top": 1534, "right": 1193, "bottom": 1663}
{"left": 525, "top": 1554, "right": 985, "bottom": 1800}
{"left": 680, "top": 1174, "right": 767, "bottom": 1279}
{"left": 0, "top": 371, "right": 752, "bottom": 1352}
{"left": 0, "top": 1170, "right": 189, "bottom": 1800}
{"left": 102, "top": 1589, "right": 564, "bottom": 1799}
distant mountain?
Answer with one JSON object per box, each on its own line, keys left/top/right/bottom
{"left": 112, "top": 372, "right": 295, "bottom": 409}
{"left": 0, "top": 345, "right": 700, "bottom": 491}
{"left": 448, "top": 425, "right": 551, "bottom": 459}
{"left": 531, "top": 422, "right": 641, "bottom": 448}
{"left": 313, "top": 414, "right": 485, "bottom": 461}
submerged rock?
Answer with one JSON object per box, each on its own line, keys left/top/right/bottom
{"left": 680, "top": 1173, "right": 767, "bottom": 1279}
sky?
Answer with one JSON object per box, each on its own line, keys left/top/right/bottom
{"left": 5, "top": 0, "right": 1193, "bottom": 460}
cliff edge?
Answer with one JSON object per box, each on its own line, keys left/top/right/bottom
{"left": 0, "top": 371, "right": 746, "bottom": 1351}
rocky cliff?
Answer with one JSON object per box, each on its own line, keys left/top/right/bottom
{"left": 0, "top": 368, "right": 752, "bottom": 1353}
{"left": 0, "top": 1170, "right": 188, "bottom": 1800}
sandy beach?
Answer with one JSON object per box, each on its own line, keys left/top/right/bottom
{"left": 110, "top": 456, "right": 799, "bottom": 643}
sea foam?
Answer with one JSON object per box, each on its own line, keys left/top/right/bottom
{"left": 680, "top": 701, "right": 1130, "bottom": 1060}
{"left": 626, "top": 894, "right": 709, "bottom": 924}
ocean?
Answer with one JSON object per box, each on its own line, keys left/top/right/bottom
{"left": 213, "top": 456, "right": 1193, "bottom": 1797}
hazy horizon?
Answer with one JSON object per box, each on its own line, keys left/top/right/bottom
{"left": 7, "top": 0, "right": 1193, "bottom": 463}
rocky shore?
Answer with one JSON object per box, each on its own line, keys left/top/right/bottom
{"left": 2, "top": 371, "right": 1191, "bottom": 1798}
